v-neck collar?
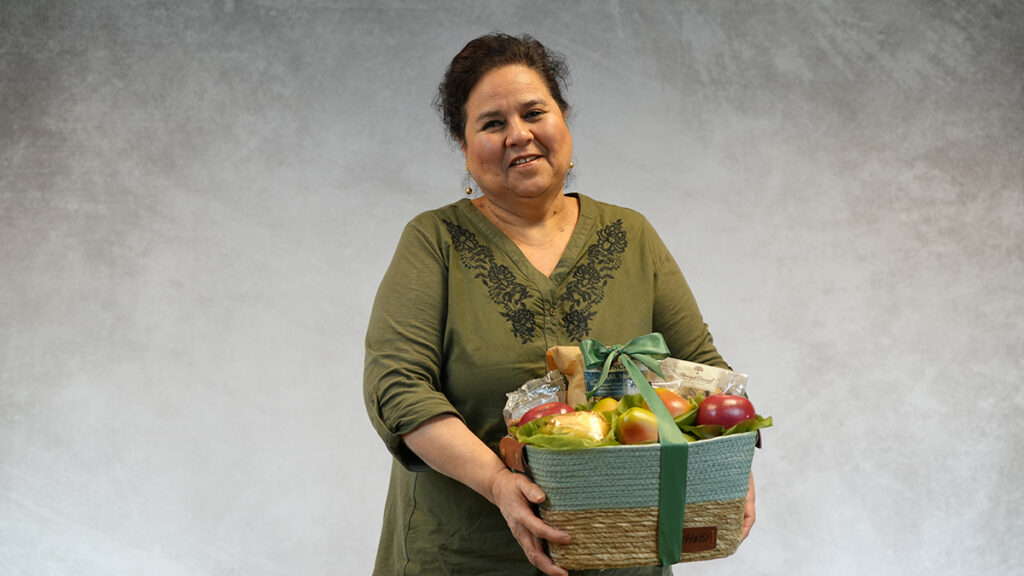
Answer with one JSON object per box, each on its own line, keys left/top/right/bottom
{"left": 457, "top": 194, "right": 596, "bottom": 288}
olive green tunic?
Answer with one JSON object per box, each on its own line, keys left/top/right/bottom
{"left": 364, "top": 194, "right": 729, "bottom": 575}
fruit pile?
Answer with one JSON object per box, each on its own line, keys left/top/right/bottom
{"left": 511, "top": 389, "right": 772, "bottom": 450}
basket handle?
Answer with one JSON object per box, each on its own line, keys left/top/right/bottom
{"left": 499, "top": 435, "right": 530, "bottom": 474}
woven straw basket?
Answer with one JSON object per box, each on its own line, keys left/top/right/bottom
{"left": 512, "top": 431, "right": 757, "bottom": 570}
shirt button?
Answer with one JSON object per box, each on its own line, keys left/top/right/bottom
{"left": 548, "top": 306, "right": 557, "bottom": 316}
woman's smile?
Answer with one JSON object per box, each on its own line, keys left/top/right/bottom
{"left": 509, "top": 154, "right": 542, "bottom": 168}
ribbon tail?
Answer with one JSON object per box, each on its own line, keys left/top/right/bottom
{"left": 587, "top": 351, "right": 620, "bottom": 399}
{"left": 621, "top": 356, "right": 687, "bottom": 566}
{"left": 629, "top": 352, "right": 666, "bottom": 380}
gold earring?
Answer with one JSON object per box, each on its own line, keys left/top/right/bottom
{"left": 569, "top": 161, "right": 575, "bottom": 169}
{"left": 465, "top": 169, "right": 473, "bottom": 195}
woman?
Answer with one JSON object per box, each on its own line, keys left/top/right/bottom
{"left": 363, "top": 33, "right": 755, "bottom": 576}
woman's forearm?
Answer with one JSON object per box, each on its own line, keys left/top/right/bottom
{"left": 401, "top": 413, "right": 507, "bottom": 504}
{"left": 401, "top": 412, "right": 571, "bottom": 576}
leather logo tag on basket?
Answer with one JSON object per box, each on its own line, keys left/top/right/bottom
{"left": 681, "top": 526, "right": 717, "bottom": 553}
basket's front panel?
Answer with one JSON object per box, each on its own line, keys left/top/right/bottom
{"left": 540, "top": 498, "right": 747, "bottom": 569}
{"left": 541, "top": 507, "right": 660, "bottom": 570}
{"left": 524, "top": 432, "right": 758, "bottom": 570}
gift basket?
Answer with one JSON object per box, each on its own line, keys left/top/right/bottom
{"left": 500, "top": 333, "right": 770, "bottom": 570}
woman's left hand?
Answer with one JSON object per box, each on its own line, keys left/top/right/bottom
{"left": 740, "top": 474, "right": 756, "bottom": 542}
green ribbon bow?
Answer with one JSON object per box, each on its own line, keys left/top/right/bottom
{"left": 579, "top": 332, "right": 671, "bottom": 397}
{"left": 579, "top": 333, "right": 688, "bottom": 567}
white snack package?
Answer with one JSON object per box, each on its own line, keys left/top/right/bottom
{"left": 658, "top": 357, "right": 749, "bottom": 398}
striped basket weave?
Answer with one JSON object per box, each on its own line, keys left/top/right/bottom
{"left": 522, "top": 431, "right": 757, "bottom": 570}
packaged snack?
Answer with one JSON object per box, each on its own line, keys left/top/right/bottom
{"left": 545, "top": 346, "right": 588, "bottom": 406}
{"left": 503, "top": 370, "right": 566, "bottom": 429}
{"left": 658, "top": 357, "right": 748, "bottom": 399}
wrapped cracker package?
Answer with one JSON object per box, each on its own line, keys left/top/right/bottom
{"left": 658, "top": 357, "right": 749, "bottom": 399}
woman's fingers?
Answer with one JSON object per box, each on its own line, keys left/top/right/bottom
{"left": 492, "top": 469, "right": 571, "bottom": 574}
{"left": 507, "top": 514, "right": 568, "bottom": 576}
{"left": 511, "top": 528, "right": 568, "bottom": 576}
{"left": 510, "top": 475, "right": 571, "bottom": 543}
{"left": 512, "top": 505, "right": 571, "bottom": 545}
{"left": 740, "top": 474, "right": 756, "bottom": 542}
{"left": 516, "top": 474, "right": 547, "bottom": 504}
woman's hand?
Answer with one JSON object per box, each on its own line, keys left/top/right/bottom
{"left": 740, "top": 474, "right": 756, "bottom": 542}
{"left": 488, "top": 468, "right": 571, "bottom": 576}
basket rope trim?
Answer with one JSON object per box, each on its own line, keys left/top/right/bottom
{"left": 526, "top": 431, "right": 756, "bottom": 511}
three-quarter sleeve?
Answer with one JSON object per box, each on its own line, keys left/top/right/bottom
{"left": 363, "top": 218, "right": 462, "bottom": 468}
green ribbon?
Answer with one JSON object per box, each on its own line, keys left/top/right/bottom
{"left": 579, "top": 333, "right": 670, "bottom": 397}
{"left": 580, "top": 333, "right": 688, "bottom": 567}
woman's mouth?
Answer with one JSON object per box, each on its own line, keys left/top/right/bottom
{"left": 509, "top": 155, "right": 541, "bottom": 168}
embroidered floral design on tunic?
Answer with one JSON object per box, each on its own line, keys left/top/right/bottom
{"left": 445, "top": 220, "right": 537, "bottom": 343}
{"left": 560, "top": 219, "right": 628, "bottom": 341}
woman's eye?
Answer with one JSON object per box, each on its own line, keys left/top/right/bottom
{"left": 483, "top": 119, "right": 504, "bottom": 130}
{"left": 525, "top": 110, "right": 544, "bottom": 120}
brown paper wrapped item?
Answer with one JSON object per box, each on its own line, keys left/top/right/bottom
{"left": 545, "top": 346, "right": 588, "bottom": 406}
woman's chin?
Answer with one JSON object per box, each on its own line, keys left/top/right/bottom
{"left": 506, "top": 177, "right": 563, "bottom": 199}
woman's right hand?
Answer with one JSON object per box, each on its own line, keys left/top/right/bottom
{"left": 488, "top": 468, "right": 571, "bottom": 576}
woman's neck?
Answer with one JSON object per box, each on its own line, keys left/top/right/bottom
{"left": 473, "top": 193, "right": 579, "bottom": 276}
{"left": 474, "top": 194, "right": 575, "bottom": 239}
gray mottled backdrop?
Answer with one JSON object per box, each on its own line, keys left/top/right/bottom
{"left": 2, "top": 1, "right": 1022, "bottom": 575}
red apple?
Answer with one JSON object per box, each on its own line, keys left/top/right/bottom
{"left": 696, "top": 394, "right": 755, "bottom": 429}
{"left": 519, "top": 401, "right": 574, "bottom": 426}
{"left": 617, "top": 407, "right": 659, "bottom": 445}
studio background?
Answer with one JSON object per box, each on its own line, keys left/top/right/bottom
{"left": 2, "top": 1, "right": 1022, "bottom": 575}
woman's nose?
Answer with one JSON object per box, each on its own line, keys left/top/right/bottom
{"left": 505, "top": 117, "right": 532, "bottom": 147}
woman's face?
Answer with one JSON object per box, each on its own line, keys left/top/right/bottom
{"left": 461, "top": 65, "right": 573, "bottom": 206}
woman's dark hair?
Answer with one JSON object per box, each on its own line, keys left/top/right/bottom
{"left": 435, "top": 32, "right": 571, "bottom": 144}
